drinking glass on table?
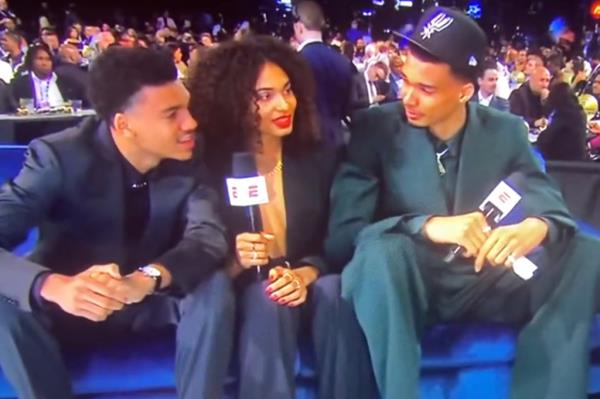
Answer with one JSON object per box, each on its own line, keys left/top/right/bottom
{"left": 70, "top": 99, "right": 83, "bottom": 113}
{"left": 18, "top": 98, "right": 34, "bottom": 113}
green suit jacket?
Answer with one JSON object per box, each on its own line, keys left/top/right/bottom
{"left": 325, "top": 102, "right": 577, "bottom": 270}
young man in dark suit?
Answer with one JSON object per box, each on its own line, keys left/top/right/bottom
{"left": 0, "top": 46, "right": 234, "bottom": 399}
{"left": 293, "top": 0, "right": 353, "bottom": 148}
{"left": 327, "top": 7, "right": 600, "bottom": 399}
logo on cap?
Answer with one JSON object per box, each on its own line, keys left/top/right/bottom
{"left": 468, "top": 55, "right": 478, "bottom": 66}
{"left": 420, "top": 12, "right": 454, "bottom": 40}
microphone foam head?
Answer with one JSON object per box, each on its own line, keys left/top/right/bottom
{"left": 232, "top": 152, "right": 257, "bottom": 178}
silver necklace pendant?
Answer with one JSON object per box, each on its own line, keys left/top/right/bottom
{"left": 131, "top": 181, "right": 148, "bottom": 189}
{"left": 436, "top": 148, "right": 449, "bottom": 176}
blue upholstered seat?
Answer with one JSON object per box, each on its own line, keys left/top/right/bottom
{"left": 1, "top": 145, "right": 599, "bottom": 399}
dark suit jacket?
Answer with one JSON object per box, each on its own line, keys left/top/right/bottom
{"left": 55, "top": 63, "right": 88, "bottom": 95}
{"left": 10, "top": 71, "right": 88, "bottom": 108}
{"left": 216, "top": 145, "right": 339, "bottom": 275}
{"left": 350, "top": 73, "right": 391, "bottom": 111}
{"left": 471, "top": 95, "right": 509, "bottom": 113}
{"left": 508, "top": 82, "right": 544, "bottom": 126}
{"left": 537, "top": 108, "right": 588, "bottom": 161}
{"left": 0, "top": 80, "right": 16, "bottom": 113}
{"left": 0, "top": 118, "right": 228, "bottom": 311}
{"left": 300, "top": 42, "right": 353, "bottom": 147}
{"left": 326, "top": 102, "right": 576, "bottom": 269}
{"left": 385, "top": 74, "right": 402, "bottom": 103}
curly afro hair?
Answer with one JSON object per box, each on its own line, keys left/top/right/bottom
{"left": 187, "top": 34, "right": 320, "bottom": 176}
{"left": 88, "top": 46, "right": 177, "bottom": 125}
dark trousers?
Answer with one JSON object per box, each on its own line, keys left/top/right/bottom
{"left": 236, "top": 274, "right": 377, "bottom": 399}
{"left": 342, "top": 231, "right": 600, "bottom": 399}
{"left": 0, "top": 270, "right": 235, "bottom": 399}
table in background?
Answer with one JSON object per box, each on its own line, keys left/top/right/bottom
{"left": 0, "top": 110, "right": 96, "bottom": 144}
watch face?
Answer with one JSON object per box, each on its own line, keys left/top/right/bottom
{"left": 141, "top": 266, "right": 161, "bottom": 277}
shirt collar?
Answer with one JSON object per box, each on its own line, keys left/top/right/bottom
{"left": 478, "top": 90, "right": 494, "bottom": 102}
{"left": 428, "top": 119, "right": 467, "bottom": 158}
{"left": 297, "top": 38, "right": 323, "bottom": 52}
{"left": 30, "top": 71, "right": 57, "bottom": 84}
{"left": 107, "top": 131, "right": 147, "bottom": 187}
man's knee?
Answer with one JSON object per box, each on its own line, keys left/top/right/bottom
{"left": 311, "top": 274, "right": 341, "bottom": 302}
{"left": 183, "top": 270, "right": 235, "bottom": 319}
{"left": 0, "top": 301, "right": 40, "bottom": 339}
{"left": 348, "top": 233, "right": 418, "bottom": 277}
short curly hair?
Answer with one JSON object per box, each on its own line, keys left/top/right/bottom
{"left": 187, "top": 35, "right": 320, "bottom": 175}
{"left": 88, "top": 46, "right": 177, "bottom": 124}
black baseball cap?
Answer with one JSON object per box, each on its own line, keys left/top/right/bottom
{"left": 394, "top": 7, "right": 487, "bottom": 73}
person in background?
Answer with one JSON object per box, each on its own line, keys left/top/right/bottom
{"left": 386, "top": 54, "right": 403, "bottom": 101}
{"left": 156, "top": 10, "right": 177, "bottom": 31}
{"left": 293, "top": 0, "right": 353, "bottom": 148}
{"left": 167, "top": 42, "right": 188, "bottom": 81}
{"left": 350, "top": 60, "right": 388, "bottom": 110}
{"left": 537, "top": 82, "right": 588, "bottom": 161}
{"left": 0, "top": 30, "right": 24, "bottom": 75}
{"left": 40, "top": 27, "right": 61, "bottom": 62}
{"left": 56, "top": 44, "right": 88, "bottom": 91}
{"left": 64, "top": 25, "right": 83, "bottom": 50}
{"left": 188, "top": 35, "right": 376, "bottom": 399}
{"left": 11, "top": 43, "right": 86, "bottom": 109}
{"left": 524, "top": 52, "right": 544, "bottom": 79}
{"left": 474, "top": 60, "right": 509, "bottom": 112}
{"left": 200, "top": 32, "right": 214, "bottom": 48}
{"left": 0, "top": 0, "right": 19, "bottom": 31}
{"left": 509, "top": 65, "right": 550, "bottom": 128}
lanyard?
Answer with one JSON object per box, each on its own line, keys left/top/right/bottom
{"left": 36, "top": 79, "right": 51, "bottom": 107}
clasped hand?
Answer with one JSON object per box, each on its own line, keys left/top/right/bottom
{"left": 40, "top": 263, "right": 155, "bottom": 322}
{"left": 424, "top": 212, "right": 549, "bottom": 272}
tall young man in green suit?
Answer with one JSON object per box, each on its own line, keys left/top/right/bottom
{"left": 326, "top": 7, "right": 600, "bottom": 399}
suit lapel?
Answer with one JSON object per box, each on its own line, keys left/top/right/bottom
{"left": 282, "top": 152, "right": 305, "bottom": 258}
{"left": 139, "top": 165, "right": 193, "bottom": 255}
{"left": 89, "top": 124, "right": 126, "bottom": 262}
{"left": 390, "top": 122, "right": 449, "bottom": 215}
{"left": 26, "top": 74, "right": 37, "bottom": 107}
{"left": 454, "top": 103, "right": 497, "bottom": 214}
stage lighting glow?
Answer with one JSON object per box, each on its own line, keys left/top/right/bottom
{"left": 275, "top": 0, "right": 292, "bottom": 11}
{"left": 362, "top": 8, "right": 375, "bottom": 17}
{"left": 373, "top": 0, "right": 385, "bottom": 6}
{"left": 549, "top": 17, "right": 568, "bottom": 42}
{"left": 466, "top": 0, "right": 483, "bottom": 19}
{"left": 592, "top": 0, "right": 600, "bottom": 20}
{"left": 395, "top": 0, "right": 414, "bottom": 9}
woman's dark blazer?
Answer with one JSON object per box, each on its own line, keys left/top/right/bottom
{"left": 212, "top": 143, "right": 340, "bottom": 275}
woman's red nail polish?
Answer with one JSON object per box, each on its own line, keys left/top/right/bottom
{"left": 278, "top": 299, "right": 286, "bottom": 304}
{"left": 270, "top": 294, "right": 278, "bottom": 300}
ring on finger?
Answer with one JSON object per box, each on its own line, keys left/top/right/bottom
{"left": 506, "top": 254, "right": 517, "bottom": 266}
{"left": 482, "top": 225, "right": 492, "bottom": 234}
{"left": 252, "top": 251, "right": 257, "bottom": 261}
{"left": 293, "top": 278, "right": 301, "bottom": 289}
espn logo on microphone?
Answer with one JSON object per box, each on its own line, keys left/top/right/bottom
{"left": 226, "top": 176, "right": 269, "bottom": 206}
{"left": 479, "top": 181, "right": 521, "bottom": 219}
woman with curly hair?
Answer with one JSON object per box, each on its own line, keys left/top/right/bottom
{"left": 188, "top": 35, "right": 376, "bottom": 399}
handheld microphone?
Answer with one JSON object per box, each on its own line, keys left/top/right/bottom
{"left": 444, "top": 180, "right": 522, "bottom": 263}
{"left": 443, "top": 178, "right": 538, "bottom": 280}
{"left": 227, "top": 152, "right": 270, "bottom": 275}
